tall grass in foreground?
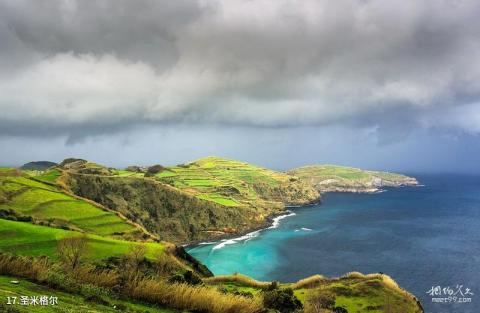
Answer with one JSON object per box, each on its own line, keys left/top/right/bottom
{"left": 291, "top": 274, "right": 326, "bottom": 289}
{"left": 204, "top": 273, "right": 271, "bottom": 289}
{"left": 128, "top": 278, "right": 262, "bottom": 313}
{"left": 206, "top": 273, "right": 328, "bottom": 290}
{"left": 0, "top": 254, "right": 262, "bottom": 313}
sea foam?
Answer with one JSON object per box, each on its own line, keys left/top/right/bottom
{"left": 211, "top": 211, "right": 295, "bottom": 250}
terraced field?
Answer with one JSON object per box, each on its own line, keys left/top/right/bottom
{"left": 0, "top": 171, "right": 137, "bottom": 237}
{"left": 33, "top": 169, "right": 61, "bottom": 184}
{"left": 0, "top": 219, "right": 163, "bottom": 261}
{"left": 111, "top": 169, "right": 145, "bottom": 177}
{"left": 155, "top": 156, "right": 318, "bottom": 207}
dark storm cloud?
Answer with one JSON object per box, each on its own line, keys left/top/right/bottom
{"left": 1, "top": 0, "right": 480, "bottom": 140}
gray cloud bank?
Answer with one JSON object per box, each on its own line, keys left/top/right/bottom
{"left": 1, "top": 0, "right": 480, "bottom": 141}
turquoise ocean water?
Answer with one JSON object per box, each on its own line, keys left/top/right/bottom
{"left": 187, "top": 175, "right": 480, "bottom": 313}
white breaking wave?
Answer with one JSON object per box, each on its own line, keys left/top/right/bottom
{"left": 212, "top": 230, "right": 261, "bottom": 250}
{"left": 301, "top": 227, "right": 312, "bottom": 231}
{"left": 267, "top": 211, "right": 296, "bottom": 229}
{"left": 211, "top": 211, "right": 295, "bottom": 250}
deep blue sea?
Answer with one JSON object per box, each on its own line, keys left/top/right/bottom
{"left": 187, "top": 175, "right": 480, "bottom": 313}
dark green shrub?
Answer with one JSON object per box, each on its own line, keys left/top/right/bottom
{"left": 183, "top": 270, "right": 202, "bottom": 285}
{"left": 262, "top": 288, "right": 302, "bottom": 313}
{"left": 266, "top": 281, "right": 279, "bottom": 290}
{"left": 145, "top": 165, "right": 165, "bottom": 176}
{"left": 168, "top": 273, "right": 185, "bottom": 284}
{"left": 233, "top": 290, "right": 254, "bottom": 298}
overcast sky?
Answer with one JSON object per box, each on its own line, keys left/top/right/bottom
{"left": 1, "top": 0, "right": 480, "bottom": 173}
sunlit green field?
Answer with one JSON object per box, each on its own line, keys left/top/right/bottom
{"left": 112, "top": 169, "right": 145, "bottom": 177}
{"left": 34, "top": 169, "right": 61, "bottom": 184}
{"left": 0, "top": 219, "right": 163, "bottom": 261}
{"left": 155, "top": 156, "right": 290, "bottom": 206}
{"left": 0, "top": 172, "right": 136, "bottom": 237}
{"left": 331, "top": 278, "right": 417, "bottom": 313}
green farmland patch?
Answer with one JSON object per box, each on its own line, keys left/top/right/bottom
{"left": 196, "top": 194, "right": 239, "bottom": 206}
{"left": 0, "top": 219, "right": 163, "bottom": 261}
{"left": 155, "top": 156, "right": 312, "bottom": 208}
{"left": 34, "top": 169, "right": 61, "bottom": 184}
{"left": 0, "top": 173, "right": 136, "bottom": 237}
{"left": 113, "top": 170, "right": 145, "bottom": 177}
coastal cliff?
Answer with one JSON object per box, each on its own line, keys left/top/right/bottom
{"left": 0, "top": 159, "right": 423, "bottom": 312}
{"left": 58, "top": 157, "right": 320, "bottom": 244}
{"left": 289, "top": 164, "right": 418, "bottom": 193}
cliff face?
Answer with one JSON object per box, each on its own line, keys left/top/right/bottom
{"left": 58, "top": 157, "right": 320, "bottom": 244}
{"left": 62, "top": 172, "right": 276, "bottom": 244}
{"left": 288, "top": 165, "right": 418, "bottom": 193}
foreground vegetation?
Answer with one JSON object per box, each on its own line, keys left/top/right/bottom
{"left": 0, "top": 275, "right": 178, "bottom": 313}
{"left": 0, "top": 252, "right": 261, "bottom": 313}
{"left": 0, "top": 252, "right": 422, "bottom": 313}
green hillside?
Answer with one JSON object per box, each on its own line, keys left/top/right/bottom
{"left": 0, "top": 170, "right": 139, "bottom": 239}
{"left": 0, "top": 219, "right": 163, "bottom": 261}
{"left": 289, "top": 164, "right": 418, "bottom": 193}
{"left": 204, "top": 272, "right": 423, "bottom": 313}
{"left": 60, "top": 157, "right": 319, "bottom": 243}
{"left": 156, "top": 156, "right": 319, "bottom": 208}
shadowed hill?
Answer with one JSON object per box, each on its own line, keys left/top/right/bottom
{"left": 20, "top": 161, "right": 57, "bottom": 171}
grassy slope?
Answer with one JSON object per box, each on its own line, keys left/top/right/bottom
{"left": 207, "top": 274, "right": 422, "bottom": 313}
{"left": 0, "top": 219, "right": 164, "bottom": 261}
{"left": 0, "top": 171, "right": 137, "bottom": 238}
{"left": 61, "top": 157, "right": 317, "bottom": 243}
{"left": 0, "top": 276, "right": 179, "bottom": 313}
{"left": 63, "top": 172, "right": 267, "bottom": 243}
{"left": 156, "top": 156, "right": 319, "bottom": 207}
{"left": 289, "top": 164, "right": 418, "bottom": 192}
